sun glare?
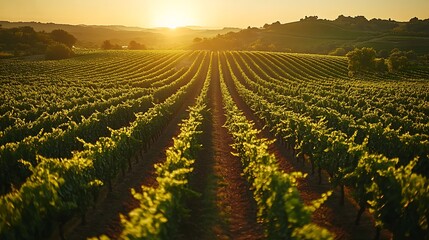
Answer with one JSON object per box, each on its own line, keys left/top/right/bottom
{"left": 164, "top": 18, "right": 179, "bottom": 29}
{"left": 151, "top": 5, "right": 193, "bottom": 29}
{"left": 158, "top": 12, "right": 188, "bottom": 29}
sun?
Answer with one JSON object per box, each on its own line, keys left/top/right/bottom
{"left": 157, "top": 12, "right": 189, "bottom": 29}
{"left": 152, "top": 6, "right": 193, "bottom": 29}
{"left": 164, "top": 19, "right": 180, "bottom": 29}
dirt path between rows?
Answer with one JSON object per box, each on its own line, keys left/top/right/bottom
{"left": 221, "top": 52, "right": 392, "bottom": 240}
{"left": 213, "top": 54, "right": 266, "bottom": 240}
{"left": 65, "top": 63, "right": 208, "bottom": 240}
{"left": 184, "top": 53, "right": 264, "bottom": 240}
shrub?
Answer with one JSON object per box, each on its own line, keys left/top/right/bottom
{"left": 45, "top": 43, "right": 73, "bottom": 60}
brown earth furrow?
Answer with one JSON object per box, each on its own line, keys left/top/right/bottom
{"left": 207, "top": 52, "right": 264, "bottom": 240}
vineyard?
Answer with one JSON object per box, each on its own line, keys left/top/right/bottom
{"left": 0, "top": 50, "right": 428, "bottom": 240}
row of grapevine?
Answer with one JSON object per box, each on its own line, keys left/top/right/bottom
{"left": 0, "top": 83, "right": 127, "bottom": 125}
{"left": 219, "top": 53, "right": 333, "bottom": 239}
{"left": 85, "top": 51, "right": 194, "bottom": 88}
{"left": 224, "top": 51, "right": 429, "bottom": 239}
{"left": 0, "top": 88, "right": 151, "bottom": 145}
{"left": 0, "top": 51, "right": 209, "bottom": 239}
{"left": 92, "top": 52, "right": 213, "bottom": 240}
{"left": 252, "top": 51, "right": 428, "bottom": 116}
{"left": 0, "top": 51, "right": 199, "bottom": 137}
{"left": 0, "top": 51, "right": 206, "bottom": 195}
{"left": 227, "top": 51, "right": 429, "bottom": 175}
{"left": 236, "top": 51, "right": 428, "bottom": 133}
{"left": 0, "top": 92, "right": 153, "bottom": 195}
{"left": 0, "top": 51, "right": 196, "bottom": 128}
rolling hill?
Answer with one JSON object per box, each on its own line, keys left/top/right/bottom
{"left": 192, "top": 17, "right": 429, "bottom": 55}
{"left": 2, "top": 15, "right": 429, "bottom": 55}
{"left": 0, "top": 21, "right": 240, "bottom": 49}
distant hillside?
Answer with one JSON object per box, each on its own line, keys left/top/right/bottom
{"left": 2, "top": 16, "right": 429, "bottom": 54}
{"left": 192, "top": 16, "right": 429, "bottom": 55}
{"left": 0, "top": 21, "right": 240, "bottom": 49}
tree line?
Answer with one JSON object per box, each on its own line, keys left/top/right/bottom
{"left": 0, "top": 25, "right": 148, "bottom": 60}
{"left": 0, "top": 26, "right": 76, "bottom": 59}
{"left": 346, "top": 47, "right": 422, "bottom": 76}
{"left": 101, "top": 40, "right": 146, "bottom": 50}
{"left": 303, "top": 15, "right": 429, "bottom": 34}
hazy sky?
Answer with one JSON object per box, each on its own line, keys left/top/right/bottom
{"left": 1, "top": 0, "right": 428, "bottom": 28}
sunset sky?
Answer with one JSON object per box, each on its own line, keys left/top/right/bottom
{"left": 1, "top": 0, "right": 428, "bottom": 28}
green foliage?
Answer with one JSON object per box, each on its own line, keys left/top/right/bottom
{"left": 115, "top": 52, "right": 212, "bottom": 239}
{"left": 50, "top": 29, "right": 77, "bottom": 48}
{"left": 0, "top": 156, "right": 100, "bottom": 239}
{"left": 377, "top": 49, "right": 389, "bottom": 58}
{"left": 292, "top": 224, "right": 335, "bottom": 240}
{"left": 0, "top": 92, "right": 153, "bottom": 193}
{"left": 193, "top": 37, "right": 202, "bottom": 43}
{"left": 101, "top": 40, "right": 121, "bottom": 50}
{"left": 345, "top": 47, "right": 414, "bottom": 75}
{"left": 346, "top": 47, "right": 377, "bottom": 75}
{"left": 224, "top": 50, "right": 429, "bottom": 239}
{"left": 1, "top": 50, "right": 428, "bottom": 239}
{"left": 45, "top": 43, "right": 74, "bottom": 60}
{"left": 374, "top": 58, "right": 388, "bottom": 72}
{"left": 0, "top": 50, "right": 207, "bottom": 238}
{"left": 219, "top": 54, "right": 333, "bottom": 239}
{"left": 0, "top": 26, "right": 77, "bottom": 57}
{"left": 128, "top": 40, "right": 146, "bottom": 50}
{"left": 348, "top": 155, "right": 429, "bottom": 239}
{"left": 0, "top": 51, "right": 206, "bottom": 195}
{"left": 387, "top": 49, "right": 409, "bottom": 72}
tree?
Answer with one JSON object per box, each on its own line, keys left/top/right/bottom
{"left": 128, "top": 40, "right": 146, "bottom": 50}
{"left": 387, "top": 50, "right": 408, "bottom": 72}
{"left": 377, "top": 49, "right": 389, "bottom": 58}
{"left": 346, "top": 47, "right": 377, "bottom": 75}
{"left": 193, "top": 37, "right": 202, "bottom": 43}
{"left": 101, "top": 40, "right": 121, "bottom": 50}
{"left": 50, "top": 29, "right": 77, "bottom": 48}
{"left": 101, "top": 40, "right": 112, "bottom": 50}
{"left": 0, "top": 27, "right": 76, "bottom": 58}
{"left": 374, "top": 58, "right": 388, "bottom": 72}
{"left": 303, "top": 16, "right": 319, "bottom": 21}
{"left": 409, "top": 17, "right": 419, "bottom": 23}
{"left": 45, "top": 43, "right": 74, "bottom": 60}
{"left": 264, "top": 21, "right": 281, "bottom": 28}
